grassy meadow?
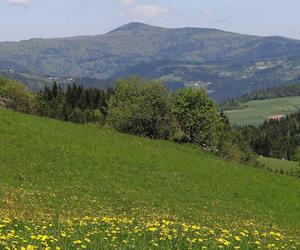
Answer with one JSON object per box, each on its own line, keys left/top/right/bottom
{"left": 225, "top": 96, "right": 300, "bottom": 126}
{"left": 259, "top": 157, "right": 300, "bottom": 173}
{"left": 0, "top": 109, "right": 300, "bottom": 249}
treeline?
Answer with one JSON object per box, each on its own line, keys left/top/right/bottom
{"left": 34, "top": 83, "right": 112, "bottom": 124}
{"left": 240, "top": 113, "right": 300, "bottom": 161}
{"left": 220, "top": 82, "right": 300, "bottom": 110}
{"left": 0, "top": 76, "right": 255, "bottom": 164}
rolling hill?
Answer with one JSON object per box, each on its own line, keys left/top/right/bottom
{"left": 0, "top": 68, "right": 111, "bottom": 92}
{"left": 259, "top": 156, "right": 300, "bottom": 173}
{"left": 220, "top": 82, "right": 300, "bottom": 110}
{"left": 1, "top": 23, "right": 300, "bottom": 101}
{"left": 0, "top": 108, "right": 300, "bottom": 249}
{"left": 225, "top": 96, "right": 300, "bottom": 126}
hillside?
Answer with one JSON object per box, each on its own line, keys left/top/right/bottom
{"left": 0, "top": 108, "right": 300, "bottom": 248}
{"left": 0, "top": 69, "right": 111, "bottom": 92}
{"left": 225, "top": 96, "right": 300, "bottom": 126}
{"left": 220, "top": 82, "right": 300, "bottom": 110}
{"left": 2, "top": 23, "right": 300, "bottom": 100}
{"left": 259, "top": 157, "right": 299, "bottom": 173}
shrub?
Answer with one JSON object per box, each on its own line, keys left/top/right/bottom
{"left": 0, "top": 77, "right": 32, "bottom": 113}
{"left": 107, "top": 77, "right": 177, "bottom": 139}
{"left": 172, "top": 87, "right": 223, "bottom": 148}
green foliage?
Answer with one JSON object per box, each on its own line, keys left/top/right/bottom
{"left": 172, "top": 87, "right": 222, "bottom": 147}
{"left": 0, "top": 77, "right": 32, "bottom": 113}
{"left": 294, "top": 146, "right": 300, "bottom": 162}
{"left": 68, "top": 108, "right": 84, "bottom": 123}
{"left": 92, "top": 109, "right": 105, "bottom": 127}
{"left": 106, "top": 79, "right": 256, "bottom": 163}
{"left": 240, "top": 112, "right": 300, "bottom": 161}
{"left": 217, "top": 118, "right": 257, "bottom": 164}
{"left": 34, "top": 83, "right": 108, "bottom": 124}
{"left": 107, "top": 77, "right": 177, "bottom": 139}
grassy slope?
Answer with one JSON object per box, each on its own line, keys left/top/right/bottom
{"left": 225, "top": 96, "right": 300, "bottom": 126}
{"left": 1, "top": 109, "right": 300, "bottom": 233}
{"left": 259, "top": 157, "right": 299, "bottom": 172}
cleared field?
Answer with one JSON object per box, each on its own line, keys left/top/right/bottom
{"left": 225, "top": 96, "right": 300, "bottom": 126}
{"left": 258, "top": 156, "right": 299, "bottom": 173}
{"left": 0, "top": 109, "right": 300, "bottom": 249}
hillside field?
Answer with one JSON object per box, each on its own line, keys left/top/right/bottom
{"left": 225, "top": 96, "right": 300, "bottom": 126}
{"left": 0, "top": 109, "right": 300, "bottom": 249}
{"left": 259, "top": 157, "right": 300, "bottom": 173}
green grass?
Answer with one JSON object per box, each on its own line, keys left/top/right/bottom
{"left": 1, "top": 109, "right": 300, "bottom": 248}
{"left": 258, "top": 156, "right": 299, "bottom": 172}
{"left": 225, "top": 96, "right": 300, "bottom": 126}
{"left": 158, "top": 74, "right": 182, "bottom": 82}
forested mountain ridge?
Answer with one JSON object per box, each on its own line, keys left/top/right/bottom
{"left": 1, "top": 22, "right": 300, "bottom": 101}
{"left": 0, "top": 68, "right": 111, "bottom": 92}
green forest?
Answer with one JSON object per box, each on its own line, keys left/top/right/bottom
{"left": 240, "top": 113, "right": 300, "bottom": 162}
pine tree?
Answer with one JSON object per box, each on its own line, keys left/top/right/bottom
{"left": 52, "top": 82, "right": 58, "bottom": 99}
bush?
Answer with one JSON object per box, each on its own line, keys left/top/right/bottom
{"left": 68, "top": 108, "right": 84, "bottom": 123}
{"left": 0, "top": 77, "right": 32, "bottom": 113}
{"left": 92, "top": 109, "right": 105, "bottom": 127}
{"left": 107, "top": 77, "right": 178, "bottom": 139}
{"left": 172, "top": 87, "right": 223, "bottom": 148}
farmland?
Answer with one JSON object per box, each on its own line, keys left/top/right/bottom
{"left": 0, "top": 109, "right": 300, "bottom": 249}
{"left": 258, "top": 156, "right": 299, "bottom": 173}
{"left": 225, "top": 96, "right": 300, "bottom": 126}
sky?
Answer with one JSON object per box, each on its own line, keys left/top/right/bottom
{"left": 0, "top": 0, "right": 300, "bottom": 41}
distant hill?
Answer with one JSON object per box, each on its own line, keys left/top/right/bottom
{"left": 220, "top": 82, "right": 300, "bottom": 110}
{"left": 225, "top": 96, "right": 300, "bottom": 126}
{"left": 1, "top": 22, "right": 300, "bottom": 101}
{"left": 0, "top": 69, "right": 111, "bottom": 91}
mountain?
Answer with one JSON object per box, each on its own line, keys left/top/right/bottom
{"left": 1, "top": 22, "right": 300, "bottom": 101}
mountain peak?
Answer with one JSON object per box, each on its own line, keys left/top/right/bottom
{"left": 110, "top": 22, "right": 160, "bottom": 33}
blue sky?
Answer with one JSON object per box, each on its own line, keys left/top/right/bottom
{"left": 0, "top": 0, "right": 300, "bottom": 41}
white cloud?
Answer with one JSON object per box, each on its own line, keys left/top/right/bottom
{"left": 200, "top": 8, "right": 215, "bottom": 17}
{"left": 135, "top": 4, "right": 168, "bottom": 17}
{"left": 5, "top": 0, "right": 32, "bottom": 6}
{"left": 118, "top": 0, "right": 136, "bottom": 6}
{"left": 119, "top": 4, "right": 169, "bottom": 18}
